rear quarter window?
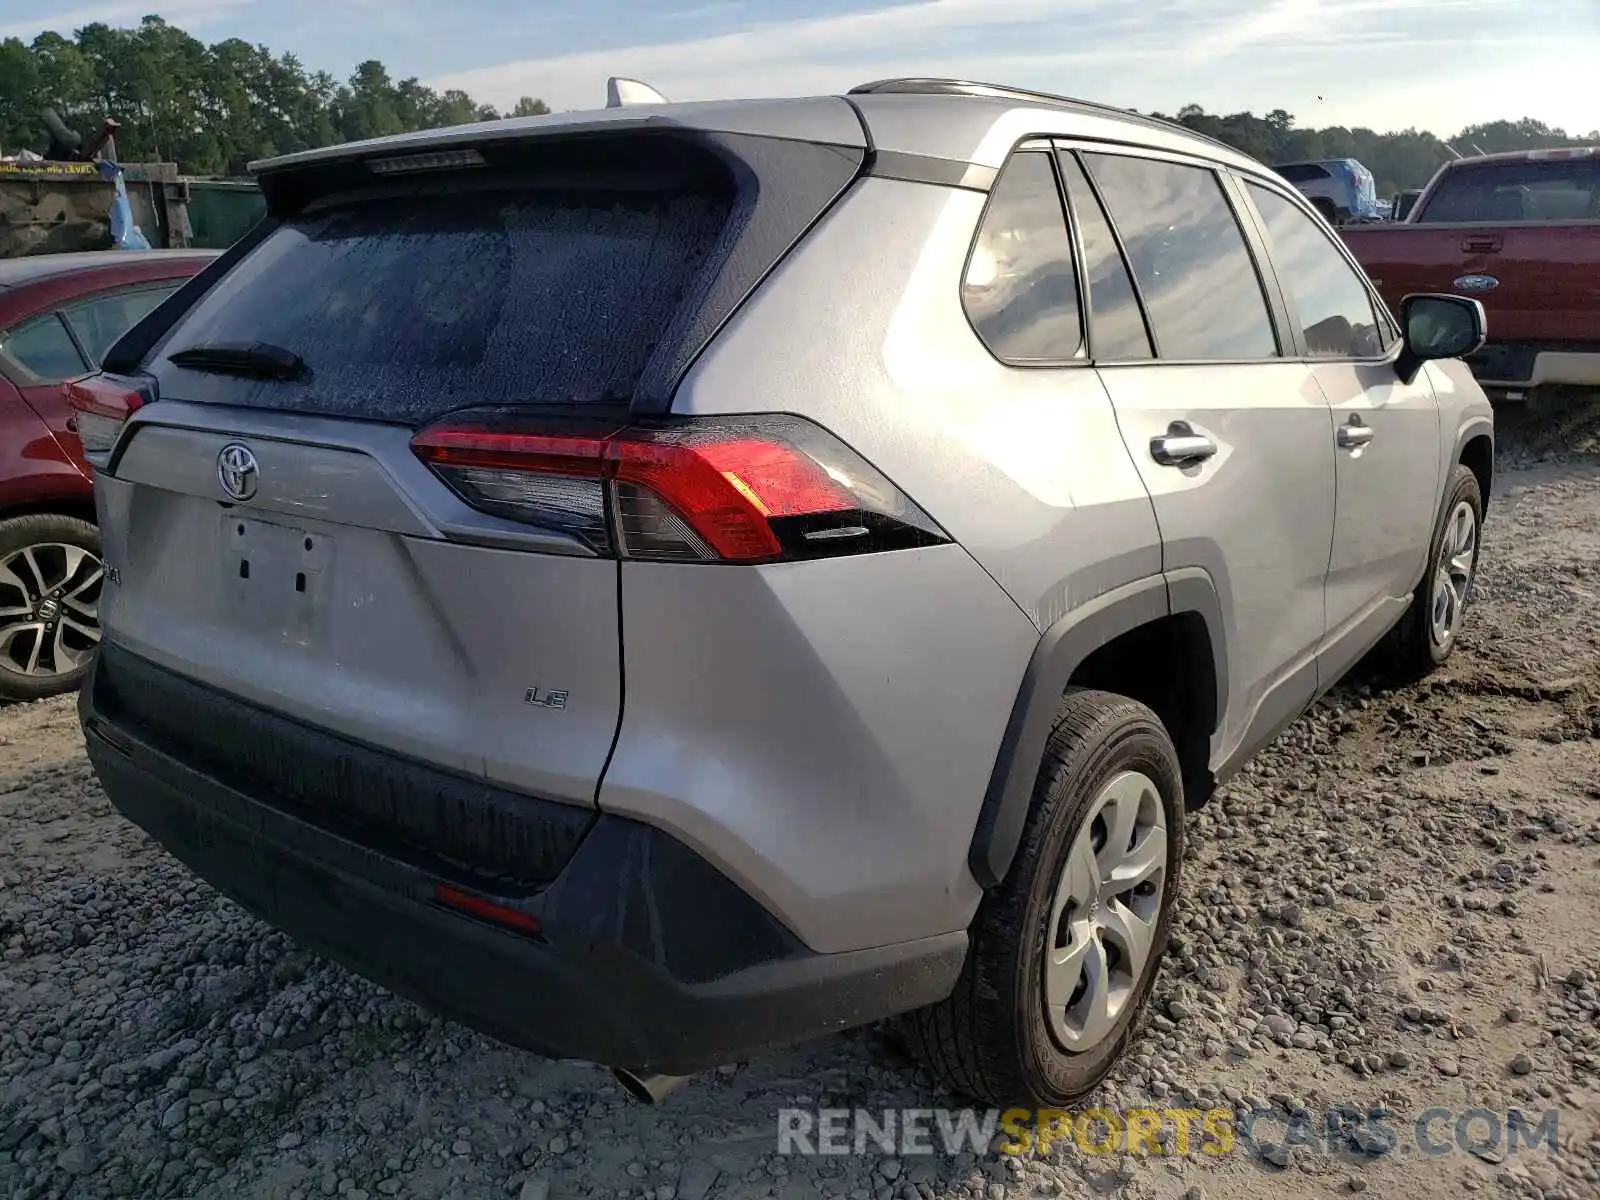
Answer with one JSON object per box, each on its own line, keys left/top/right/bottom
{"left": 0, "top": 312, "right": 88, "bottom": 381}
{"left": 154, "top": 182, "right": 733, "bottom": 422}
{"left": 962, "top": 151, "right": 1083, "bottom": 363}
{"left": 64, "top": 285, "right": 176, "bottom": 366}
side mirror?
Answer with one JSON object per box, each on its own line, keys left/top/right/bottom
{"left": 1395, "top": 293, "right": 1486, "bottom": 385}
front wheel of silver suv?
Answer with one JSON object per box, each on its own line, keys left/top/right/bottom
{"left": 900, "top": 688, "right": 1184, "bottom": 1106}
{"left": 1387, "top": 463, "right": 1483, "bottom": 678}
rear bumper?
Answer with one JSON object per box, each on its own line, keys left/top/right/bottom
{"left": 79, "top": 651, "right": 966, "bottom": 1074}
{"left": 1468, "top": 341, "right": 1600, "bottom": 391}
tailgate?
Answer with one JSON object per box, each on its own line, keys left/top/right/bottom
{"left": 89, "top": 119, "right": 866, "bottom": 835}
{"left": 1347, "top": 223, "right": 1600, "bottom": 343}
{"left": 96, "top": 408, "right": 622, "bottom": 808}
{"left": 1447, "top": 225, "right": 1600, "bottom": 343}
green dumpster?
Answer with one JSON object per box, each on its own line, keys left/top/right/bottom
{"left": 184, "top": 178, "right": 266, "bottom": 249}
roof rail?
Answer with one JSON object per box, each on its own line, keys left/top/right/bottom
{"left": 846, "top": 78, "right": 1239, "bottom": 155}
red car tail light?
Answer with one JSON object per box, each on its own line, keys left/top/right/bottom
{"left": 66, "top": 374, "right": 150, "bottom": 459}
{"left": 411, "top": 413, "right": 948, "bottom": 564}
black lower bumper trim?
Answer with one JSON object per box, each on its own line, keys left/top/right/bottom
{"left": 80, "top": 655, "right": 967, "bottom": 1073}
{"left": 90, "top": 643, "right": 593, "bottom": 891}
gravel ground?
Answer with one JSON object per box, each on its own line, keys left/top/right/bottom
{"left": 3, "top": 416, "right": 1599, "bottom": 1200}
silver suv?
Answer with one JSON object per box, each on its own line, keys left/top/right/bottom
{"left": 73, "top": 78, "right": 1493, "bottom": 1106}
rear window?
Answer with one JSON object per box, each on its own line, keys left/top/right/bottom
{"left": 1420, "top": 159, "right": 1600, "bottom": 223}
{"left": 1275, "top": 164, "right": 1334, "bottom": 184}
{"left": 155, "top": 182, "right": 732, "bottom": 421}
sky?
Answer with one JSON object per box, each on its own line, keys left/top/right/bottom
{"left": 3, "top": 0, "right": 1597, "bottom": 137}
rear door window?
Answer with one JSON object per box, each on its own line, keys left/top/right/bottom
{"left": 1083, "top": 153, "right": 1280, "bottom": 361}
{"left": 962, "top": 151, "right": 1083, "bottom": 363}
{"left": 0, "top": 312, "right": 89, "bottom": 381}
{"left": 1056, "top": 153, "right": 1153, "bottom": 360}
{"left": 155, "top": 183, "right": 733, "bottom": 422}
{"left": 63, "top": 285, "right": 177, "bottom": 366}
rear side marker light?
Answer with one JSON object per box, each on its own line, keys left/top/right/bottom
{"left": 434, "top": 884, "right": 543, "bottom": 937}
{"left": 65, "top": 374, "right": 150, "bottom": 464}
{"left": 411, "top": 413, "right": 949, "bottom": 564}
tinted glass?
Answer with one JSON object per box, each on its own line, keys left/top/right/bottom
{"left": 159, "top": 184, "right": 732, "bottom": 421}
{"left": 1275, "top": 164, "right": 1334, "bottom": 183}
{"left": 1057, "top": 153, "right": 1153, "bottom": 360}
{"left": 0, "top": 313, "right": 88, "bottom": 381}
{"left": 1419, "top": 159, "right": 1600, "bottom": 223}
{"left": 1085, "top": 154, "right": 1278, "bottom": 360}
{"left": 63, "top": 286, "right": 175, "bottom": 366}
{"left": 963, "top": 152, "right": 1082, "bottom": 362}
{"left": 1248, "top": 184, "right": 1387, "bottom": 358}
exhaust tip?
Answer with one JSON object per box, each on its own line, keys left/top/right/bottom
{"left": 612, "top": 1067, "right": 691, "bottom": 1104}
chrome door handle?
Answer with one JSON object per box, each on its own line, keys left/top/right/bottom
{"left": 1150, "top": 431, "right": 1217, "bottom": 466}
{"left": 1337, "top": 422, "right": 1375, "bottom": 449}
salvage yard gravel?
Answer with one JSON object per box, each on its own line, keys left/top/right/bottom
{"left": 3, "top": 419, "right": 1599, "bottom": 1200}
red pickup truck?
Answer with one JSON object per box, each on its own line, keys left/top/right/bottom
{"left": 1341, "top": 146, "right": 1600, "bottom": 401}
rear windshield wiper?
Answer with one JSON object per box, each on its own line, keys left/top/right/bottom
{"left": 167, "top": 341, "right": 306, "bottom": 381}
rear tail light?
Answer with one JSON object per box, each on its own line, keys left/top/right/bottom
{"left": 411, "top": 413, "right": 949, "bottom": 564}
{"left": 66, "top": 374, "right": 150, "bottom": 463}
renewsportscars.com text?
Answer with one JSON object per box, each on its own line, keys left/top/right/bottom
{"left": 776, "top": 1106, "right": 1562, "bottom": 1159}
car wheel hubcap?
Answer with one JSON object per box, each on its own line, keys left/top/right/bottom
{"left": 1043, "top": 770, "right": 1168, "bottom": 1053}
{"left": 1430, "top": 500, "right": 1477, "bottom": 648}
{"left": 0, "top": 542, "right": 103, "bottom": 679}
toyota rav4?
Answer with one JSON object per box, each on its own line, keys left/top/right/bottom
{"left": 73, "top": 78, "right": 1493, "bottom": 1106}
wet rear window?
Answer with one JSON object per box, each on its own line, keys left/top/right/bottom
{"left": 155, "top": 182, "right": 732, "bottom": 422}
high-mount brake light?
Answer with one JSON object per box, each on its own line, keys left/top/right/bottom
{"left": 65, "top": 374, "right": 148, "bottom": 461}
{"left": 367, "top": 148, "right": 486, "bottom": 175}
{"left": 410, "top": 415, "right": 948, "bottom": 564}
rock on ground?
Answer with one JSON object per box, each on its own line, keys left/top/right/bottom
{"left": 3, "top": 430, "right": 1600, "bottom": 1200}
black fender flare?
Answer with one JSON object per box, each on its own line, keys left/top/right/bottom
{"left": 966, "top": 569, "right": 1227, "bottom": 890}
{"left": 1452, "top": 417, "right": 1494, "bottom": 513}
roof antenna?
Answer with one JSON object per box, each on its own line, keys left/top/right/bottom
{"left": 607, "top": 77, "right": 669, "bottom": 108}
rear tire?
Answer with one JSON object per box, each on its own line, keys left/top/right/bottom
{"left": 0, "top": 513, "right": 103, "bottom": 702}
{"left": 1387, "top": 464, "right": 1482, "bottom": 678}
{"left": 900, "top": 689, "right": 1184, "bottom": 1106}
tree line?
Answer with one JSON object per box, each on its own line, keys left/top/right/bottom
{"left": 1, "top": 15, "right": 1595, "bottom": 189}
{"left": 1146, "top": 105, "right": 1599, "bottom": 197}
{"left": 0, "top": 16, "right": 548, "bottom": 176}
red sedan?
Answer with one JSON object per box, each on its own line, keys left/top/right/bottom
{"left": 0, "top": 249, "right": 215, "bottom": 700}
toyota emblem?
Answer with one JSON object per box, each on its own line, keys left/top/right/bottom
{"left": 216, "top": 443, "right": 260, "bottom": 501}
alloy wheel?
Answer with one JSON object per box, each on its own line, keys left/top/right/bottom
{"left": 0, "top": 542, "right": 103, "bottom": 680}
{"left": 1430, "top": 500, "right": 1478, "bottom": 648}
{"left": 1043, "top": 770, "right": 1169, "bottom": 1052}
